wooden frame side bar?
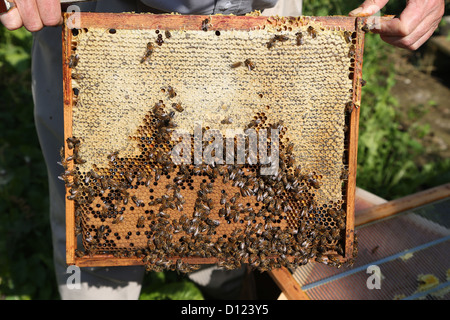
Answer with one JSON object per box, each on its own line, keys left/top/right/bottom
{"left": 356, "top": 183, "right": 450, "bottom": 226}
{"left": 63, "top": 16, "right": 76, "bottom": 265}
{"left": 343, "top": 17, "right": 366, "bottom": 259}
{"left": 269, "top": 267, "right": 310, "bottom": 300}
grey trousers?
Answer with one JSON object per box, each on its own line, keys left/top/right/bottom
{"left": 32, "top": 0, "right": 302, "bottom": 300}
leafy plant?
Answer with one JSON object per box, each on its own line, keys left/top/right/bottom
{"left": 139, "top": 271, "right": 204, "bottom": 300}
{"left": 303, "top": 0, "right": 412, "bottom": 17}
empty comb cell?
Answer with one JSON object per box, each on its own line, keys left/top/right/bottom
{"left": 62, "top": 13, "right": 366, "bottom": 272}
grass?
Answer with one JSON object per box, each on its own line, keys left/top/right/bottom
{"left": 1, "top": 2, "right": 449, "bottom": 299}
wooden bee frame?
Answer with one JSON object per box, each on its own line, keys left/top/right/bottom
{"left": 62, "top": 13, "right": 368, "bottom": 271}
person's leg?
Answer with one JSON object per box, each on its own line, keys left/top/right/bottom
{"left": 188, "top": 264, "right": 248, "bottom": 299}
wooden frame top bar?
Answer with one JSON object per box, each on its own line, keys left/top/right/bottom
{"left": 71, "top": 12, "right": 361, "bottom": 31}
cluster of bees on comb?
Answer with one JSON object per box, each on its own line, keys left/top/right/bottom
{"left": 62, "top": 20, "right": 359, "bottom": 273}
{"left": 60, "top": 106, "right": 357, "bottom": 272}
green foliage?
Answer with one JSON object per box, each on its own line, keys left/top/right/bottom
{"left": 302, "top": 0, "right": 408, "bottom": 16}
{"left": 354, "top": 33, "right": 450, "bottom": 199}
{"left": 302, "top": 0, "right": 360, "bottom": 16}
{"left": 139, "top": 271, "right": 204, "bottom": 300}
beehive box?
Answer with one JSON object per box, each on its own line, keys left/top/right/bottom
{"left": 61, "top": 13, "right": 366, "bottom": 272}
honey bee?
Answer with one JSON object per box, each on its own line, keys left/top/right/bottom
{"left": 220, "top": 192, "right": 227, "bottom": 205}
{"left": 230, "top": 192, "right": 240, "bottom": 204}
{"left": 121, "top": 193, "right": 130, "bottom": 205}
{"left": 96, "top": 225, "right": 106, "bottom": 239}
{"left": 343, "top": 31, "right": 352, "bottom": 43}
{"left": 352, "top": 246, "right": 358, "bottom": 258}
{"left": 157, "top": 211, "right": 171, "bottom": 219}
{"left": 68, "top": 54, "right": 79, "bottom": 68}
{"left": 307, "top": 26, "right": 317, "bottom": 38}
{"left": 132, "top": 195, "right": 144, "bottom": 207}
{"left": 171, "top": 102, "right": 184, "bottom": 112}
{"left": 59, "top": 146, "right": 66, "bottom": 162}
{"left": 345, "top": 101, "right": 355, "bottom": 114}
{"left": 140, "top": 42, "right": 154, "bottom": 64}
{"left": 75, "top": 249, "right": 85, "bottom": 258}
{"left": 136, "top": 171, "right": 149, "bottom": 184}
{"left": 57, "top": 157, "right": 68, "bottom": 170}
{"left": 112, "top": 215, "right": 124, "bottom": 224}
{"left": 125, "top": 171, "right": 134, "bottom": 184}
{"left": 137, "top": 216, "right": 146, "bottom": 228}
{"left": 309, "top": 178, "right": 321, "bottom": 189}
{"left": 348, "top": 45, "right": 356, "bottom": 58}
{"left": 166, "top": 86, "right": 176, "bottom": 99}
{"left": 201, "top": 18, "right": 210, "bottom": 31}
{"left": 244, "top": 59, "right": 256, "bottom": 71}
{"left": 206, "top": 218, "right": 220, "bottom": 227}
{"left": 230, "top": 211, "right": 240, "bottom": 223}
{"left": 267, "top": 34, "right": 289, "bottom": 49}
{"left": 274, "top": 34, "right": 289, "bottom": 42}
{"left": 266, "top": 38, "right": 276, "bottom": 49}
{"left": 218, "top": 260, "right": 238, "bottom": 270}
{"left": 85, "top": 242, "right": 98, "bottom": 257}
{"left": 173, "top": 189, "right": 184, "bottom": 202}
{"left": 295, "top": 32, "right": 304, "bottom": 46}
{"left": 165, "top": 30, "right": 172, "bottom": 38}
{"left": 71, "top": 73, "right": 84, "bottom": 80}
{"left": 107, "top": 151, "right": 119, "bottom": 163}
{"left": 73, "top": 154, "right": 86, "bottom": 165}
{"left": 65, "top": 153, "right": 75, "bottom": 162}
{"left": 286, "top": 142, "right": 294, "bottom": 154}
{"left": 315, "top": 256, "right": 328, "bottom": 265}
{"left": 66, "top": 137, "right": 80, "bottom": 149}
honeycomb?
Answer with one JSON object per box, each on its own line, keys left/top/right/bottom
{"left": 61, "top": 14, "right": 362, "bottom": 272}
